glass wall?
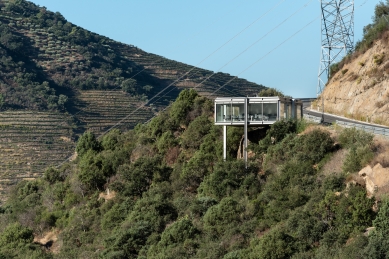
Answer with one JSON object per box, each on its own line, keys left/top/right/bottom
{"left": 263, "top": 103, "right": 278, "bottom": 121}
{"left": 216, "top": 97, "right": 295, "bottom": 124}
{"left": 248, "top": 102, "right": 278, "bottom": 122}
{"left": 248, "top": 103, "right": 263, "bottom": 122}
{"left": 216, "top": 103, "right": 231, "bottom": 122}
{"left": 231, "top": 103, "right": 245, "bottom": 122}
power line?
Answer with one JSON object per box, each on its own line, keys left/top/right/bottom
{"left": 145, "top": 0, "right": 315, "bottom": 118}
{"left": 55, "top": 0, "right": 288, "bottom": 167}
{"left": 207, "top": 15, "right": 322, "bottom": 98}
{"left": 208, "top": 0, "right": 369, "bottom": 98}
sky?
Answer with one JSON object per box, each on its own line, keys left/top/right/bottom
{"left": 29, "top": 0, "right": 379, "bottom": 98}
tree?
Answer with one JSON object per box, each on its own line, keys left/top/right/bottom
{"left": 121, "top": 78, "right": 137, "bottom": 93}
{"left": 169, "top": 89, "right": 198, "bottom": 126}
{"left": 76, "top": 131, "right": 101, "bottom": 157}
{"left": 57, "top": 94, "right": 68, "bottom": 110}
{"left": 374, "top": 1, "right": 389, "bottom": 23}
{"left": 249, "top": 227, "right": 296, "bottom": 259}
{"left": 258, "top": 88, "right": 284, "bottom": 97}
{"left": 364, "top": 199, "right": 389, "bottom": 258}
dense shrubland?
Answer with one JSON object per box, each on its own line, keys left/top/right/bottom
{"left": 0, "top": 89, "right": 385, "bottom": 258}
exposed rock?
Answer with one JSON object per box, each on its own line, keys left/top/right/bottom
{"left": 321, "top": 35, "right": 389, "bottom": 126}
{"left": 358, "top": 163, "right": 389, "bottom": 196}
{"left": 364, "top": 227, "right": 376, "bottom": 237}
{"left": 98, "top": 188, "right": 116, "bottom": 201}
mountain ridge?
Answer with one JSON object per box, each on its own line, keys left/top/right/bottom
{"left": 0, "top": 0, "right": 267, "bottom": 188}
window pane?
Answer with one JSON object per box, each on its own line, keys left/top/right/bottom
{"left": 249, "top": 103, "right": 262, "bottom": 121}
{"left": 263, "top": 103, "right": 278, "bottom": 121}
{"left": 231, "top": 103, "right": 244, "bottom": 122}
{"left": 215, "top": 103, "right": 232, "bottom": 122}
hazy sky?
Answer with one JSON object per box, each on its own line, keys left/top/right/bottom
{"left": 29, "top": 0, "right": 378, "bottom": 98}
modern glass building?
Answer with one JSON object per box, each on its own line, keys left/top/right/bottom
{"left": 214, "top": 96, "right": 303, "bottom": 166}
{"left": 215, "top": 97, "right": 303, "bottom": 126}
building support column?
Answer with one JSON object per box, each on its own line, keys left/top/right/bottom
{"left": 223, "top": 125, "right": 227, "bottom": 161}
{"left": 244, "top": 98, "right": 248, "bottom": 168}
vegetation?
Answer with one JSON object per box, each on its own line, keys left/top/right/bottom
{"left": 258, "top": 87, "right": 285, "bottom": 97}
{"left": 0, "top": 89, "right": 383, "bottom": 258}
{"left": 0, "top": 0, "right": 266, "bottom": 187}
{"left": 329, "top": 0, "right": 389, "bottom": 78}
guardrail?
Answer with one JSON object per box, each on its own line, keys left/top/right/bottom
{"left": 336, "top": 120, "right": 389, "bottom": 137}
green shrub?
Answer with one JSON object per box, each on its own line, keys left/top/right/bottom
{"left": 258, "top": 88, "right": 284, "bottom": 97}
{"left": 76, "top": 131, "right": 102, "bottom": 157}
{"left": 0, "top": 222, "right": 33, "bottom": 247}
{"left": 147, "top": 218, "right": 200, "bottom": 258}
{"left": 198, "top": 160, "right": 256, "bottom": 200}
{"left": 338, "top": 127, "right": 374, "bottom": 148}
{"left": 203, "top": 197, "right": 243, "bottom": 236}
{"left": 43, "top": 167, "right": 64, "bottom": 184}
{"left": 342, "top": 145, "right": 374, "bottom": 173}
{"left": 249, "top": 226, "right": 296, "bottom": 259}
{"left": 169, "top": 89, "right": 198, "bottom": 126}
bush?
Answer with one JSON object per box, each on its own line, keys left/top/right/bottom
{"left": 338, "top": 127, "right": 374, "bottom": 148}
{"left": 203, "top": 197, "right": 243, "bottom": 236}
{"left": 198, "top": 160, "right": 256, "bottom": 200}
{"left": 43, "top": 167, "right": 64, "bottom": 184}
{"left": 255, "top": 120, "right": 297, "bottom": 154}
{"left": 76, "top": 131, "right": 102, "bottom": 157}
{"left": 258, "top": 88, "right": 284, "bottom": 97}
{"left": 147, "top": 218, "right": 200, "bottom": 258}
{"left": 342, "top": 145, "right": 374, "bottom": 173}
{"left": 249, "top": 227, "right": 296, "bottom": 259}
{"left": 266, "top": 129, "right": 333, "bottom": 165}
{"left": 169, "top": 89, "right": 198, "bottom": 126}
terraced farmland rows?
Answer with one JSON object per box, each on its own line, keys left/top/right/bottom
{"left": 0, "top": 111, "right": 75, "bottom": 201}
{"left": 73, "top": 90, "right": 155, "bottom": 136}
{"left": 124, "top": 49, "right": 263, "bottom": 98}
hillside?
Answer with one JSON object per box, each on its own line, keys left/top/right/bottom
{"left": 320, "top": 2, "right": 389, "bottom": 126}
{"left": 0, "top": 89, "right": 388, "bottom": 258}
{"left": 0, "top": 0, "right": 266, "bottom": 189}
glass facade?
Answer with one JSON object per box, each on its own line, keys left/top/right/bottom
{"left": 215, "top": 102, "right": 245, "bottom": 123}
{"left": 231, "top": 103, "right": 245, "bottom": 122}
{"left": 215, "top": 97, "right": 302, "bottom": 125}
{"left": 263, "top": 103, "right": 278, "bottom": 121}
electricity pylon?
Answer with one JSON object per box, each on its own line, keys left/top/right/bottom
{"left": 317, "top": 0, "right": 354, "bottom": 97}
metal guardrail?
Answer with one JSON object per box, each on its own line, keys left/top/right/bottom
{"left": 336, "top": 120, "right": 389, "bottom": 137}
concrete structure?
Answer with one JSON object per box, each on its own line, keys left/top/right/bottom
{"left": 214, "top": 96, "right": 303, "bottom": 166}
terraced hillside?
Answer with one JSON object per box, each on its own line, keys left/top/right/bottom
{"left": 0, "top": 111, "right": 74, "bottom": 201}
{"left": 72, "top": 90, "right": 154, "bottom": 136}
{"left": 0, "top": 0, "right": 268, "bottom": 197}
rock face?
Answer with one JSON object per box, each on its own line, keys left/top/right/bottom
{"left": 359, "top": 163, "right": 389, "bottom": 196}
{"left": 320, "top": 34, "right": 389, "bottom": 126}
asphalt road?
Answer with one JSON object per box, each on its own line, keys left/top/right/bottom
{"left": 301, "top": 99, "right": 389, "bottom": 130}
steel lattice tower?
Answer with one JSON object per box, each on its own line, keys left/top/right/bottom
{"left": 317, "top": 0, "right": 354, "bottom": 96}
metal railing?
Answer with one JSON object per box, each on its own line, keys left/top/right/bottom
{"left": 336, "top": 120, "right": 389, "bottom": 137}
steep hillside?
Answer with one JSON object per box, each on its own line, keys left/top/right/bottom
{"left": 0, "top": 89, "right": 387, "bottom": 258}
{"left": 321, "top": 34, "right": 389, "bottom": 125}
{"left": 320, "top": 2, "right": 389, "bottom": 126}
{"left": 0, "top": 0, "right": 266, "bottom": 185}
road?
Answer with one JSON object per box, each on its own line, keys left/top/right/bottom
{"left": 300, "top": 98, "right": 389, "bottom": 131}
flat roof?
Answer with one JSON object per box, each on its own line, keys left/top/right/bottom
{"left": 215, "top": 96, "right": 302, "bottom": 104}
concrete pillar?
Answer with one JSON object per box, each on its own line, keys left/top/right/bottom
{"left": 223, "top": 125, "right": 227, "bottom": 160}
{"left": 244, "top": 98, "right": 248, "bottom": 168}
